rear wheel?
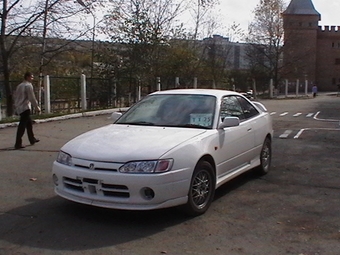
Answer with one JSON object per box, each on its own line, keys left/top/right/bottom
{"left": 182, "top": 161, "right": 215, "bottom": 216}
{"left": 255, "top": 137, "right": 272, "bottom": 175}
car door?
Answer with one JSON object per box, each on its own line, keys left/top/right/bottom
{"left": 236, "top": 96, "right": 263, "bottom": 158}
{"left": 215, "top": 96, "right": 255, "bottom": 178}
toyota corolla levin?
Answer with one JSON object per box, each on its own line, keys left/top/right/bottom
{"left": 52, "top": 89, "right": 273, "bottom": 216}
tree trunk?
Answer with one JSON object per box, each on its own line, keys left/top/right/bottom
{"left": 4, "top": 69, "right": 14, "bottom": 117}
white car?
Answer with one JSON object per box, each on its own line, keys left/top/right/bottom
{"left": 52, "top": 89, "right": 273, "bottom": 216}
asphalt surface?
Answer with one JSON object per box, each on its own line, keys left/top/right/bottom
{"left": 0, "top": 93, "right": 340, "bottom": 255}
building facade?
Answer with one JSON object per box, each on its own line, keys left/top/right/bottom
{"left": 283, "top": 0, "right": 340, "bottom": 91}
{"left": 201, "top": 35, "right": 249, "bottom": 71}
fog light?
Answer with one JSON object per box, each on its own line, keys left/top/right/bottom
{"left": 52, "top": 174, "right": 59, "bottom": 186}
{"left": 141, "top": 187, "right": 155, "bottom": 200}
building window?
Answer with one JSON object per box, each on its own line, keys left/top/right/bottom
{"left": 335, "top": 59, "right": 340, "bottom": 65}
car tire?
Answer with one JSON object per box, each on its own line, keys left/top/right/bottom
{"left": 255, "top": 137, "right": 272, "bottom": 175}
{"left": 182, "top": 161, "right": 215, "bottom": 216}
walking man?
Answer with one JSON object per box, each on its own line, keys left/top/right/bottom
{"left": 14, "top": 72, "right": 41, "bottom": 149}
{"left": 312, "top": 84, "right": 318, "bottom": 98}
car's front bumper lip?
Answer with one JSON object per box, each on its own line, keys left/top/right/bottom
{"left": 54, "top": 187, "right": 188, "bottom": 210}
{"left": 52, "top": 161, "right": 191, "bottom": 210}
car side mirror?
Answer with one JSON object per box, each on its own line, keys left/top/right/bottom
{"left": 218, "top": 116, "right": 240, "bottom": 129}
{"left": 110, "top": 111, "right": 122, "bottom": 122}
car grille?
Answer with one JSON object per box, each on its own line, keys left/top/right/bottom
{"left": 74, "top": 163, "right": 118, "bottom": 172}
{"left": 63, "top": 177, "right": 130, "bottom": 198}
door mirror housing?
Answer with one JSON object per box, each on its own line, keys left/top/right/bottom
{"left": 218, "top": 116, "right": 240, "bottom": 129}
{"left": 110, "top": 112, "right": 123, "bottom": 122}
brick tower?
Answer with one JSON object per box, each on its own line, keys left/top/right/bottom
{"left": 282, "top": 0, "right": 320, "bottom": 85}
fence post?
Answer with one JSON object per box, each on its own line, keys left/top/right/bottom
{"left": 252, "top": 79, "right": 257, "bottom": 100}
{"left": 305, "top": 79, "right": 308, "bottom": 96}
{"left": 137, "top": 85, "right": 141, "bottom": 101}
{"left": 156, "top": 77, "right": 161, "bottom": 91}
{"left": 212, "top": 80, "right": 216, "bottom": 89}
{"left": 269, "top": 79, "right": 273, "bottom": 98}
{"left": 44, "top": 75, "right": 51, "bottom": 114}
{"left": 296, "top": 79, "right": 299, "bottom": 97}
{"left": 113, "top": 80, "right": 117, "bottom": 107}
{"left": 81, "top": 74, "right": 87, "bottom": 110}
{"left": 285, "top": 79, "right": 288, "bottom": 98}
{"left": 193, "top": 77, "right": 197, "bottom": 89}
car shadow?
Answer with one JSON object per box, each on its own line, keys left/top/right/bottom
{"left": 0, "top": 196, "right": 191, "bottom": 251}
{"left": 0, "top": 170, "right": 261, "bottom": 252}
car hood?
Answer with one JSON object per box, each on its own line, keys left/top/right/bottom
{"left": 61, "top": 124, "right": 207, "bottom": 162}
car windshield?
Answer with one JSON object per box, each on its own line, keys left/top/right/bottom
{"left": 116, "top": 94, "right": 216, "bottom": 129}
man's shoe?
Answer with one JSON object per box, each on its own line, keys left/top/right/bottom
{"left": 30, "top": 138, "right": 40, "bottom": 145}
{"left": 14, "top": 145, "right": 25, "bottom": 150}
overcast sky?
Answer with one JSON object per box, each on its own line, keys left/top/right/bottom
{"left": 216, "top": 0, "right": 340, "bottom": 32}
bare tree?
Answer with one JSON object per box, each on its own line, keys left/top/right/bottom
{"left": 226, "top": 22, "right": 245, "bottom": 43}
{"left": 100, "top": 0, "right": 184, "bottom": 93}
{"left": 247, "top": 0, "right": 286, "bottom": 89}
{"left": 186, "top": 0, "right": 218, "bottom": 40}
{"left": 0, "top": 0, "right": 93, "bottom": 116}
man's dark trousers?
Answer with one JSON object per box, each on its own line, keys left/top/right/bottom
{"left": 15, "top": 109, "right": 35, "bottom": 147}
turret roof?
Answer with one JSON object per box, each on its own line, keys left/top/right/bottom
{"left": 283, "top": 0, "right": 320, "bottom": 16}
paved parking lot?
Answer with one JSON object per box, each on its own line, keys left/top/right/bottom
{"left": 0, "top": 93, "right": 339, "bottom": 255}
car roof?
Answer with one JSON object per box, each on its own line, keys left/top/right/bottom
{"left": 150, "top": 89, "right": 240, "bottom": 97}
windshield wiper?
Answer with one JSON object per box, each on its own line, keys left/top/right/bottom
{"left": 177, "top": 124, "right": 209, "bottom": 129}
{"left": 119, "top": 121, "right": 155, "bottom": 126}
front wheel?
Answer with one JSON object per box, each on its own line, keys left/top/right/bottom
{"left": 255, "top": 137, "right": 272, "bottom": 175}
{"left": 181, "top": 161, "right": 215, "bottom": 216}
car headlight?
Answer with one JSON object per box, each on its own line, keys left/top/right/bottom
{"left": 56, "top": 151, "right": 73, "bottom": 166}
{"left": 119, "top": 159, "right": 173, "bottom": 173}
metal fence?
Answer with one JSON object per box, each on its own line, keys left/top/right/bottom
{"left": 0, "top": 75, "right": 234, "bottom": 118}
{"left": 0, "top": 76, "right": 135, "bottom": 117}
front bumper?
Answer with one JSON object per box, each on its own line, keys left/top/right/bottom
{"left": 52, "top": 161, "right": 191, "bottom": 210}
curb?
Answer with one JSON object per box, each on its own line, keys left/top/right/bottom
{"left": 0, "top": 107, "right": 129, "bottom": 129}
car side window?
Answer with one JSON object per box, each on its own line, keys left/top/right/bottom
{"left": 220, "top": 96, "right": 245, "bottom": 121}
{"left": 237, "top": 96, "right": 259, "bottom": 120}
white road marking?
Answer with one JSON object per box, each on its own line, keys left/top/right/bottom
{"left": 293, "top": 113, "right": 302, "bottom": 117}
{"left": 294, "top": 129, "right": 305, "bottom": 139}
{"left": 279, "top": 130, "right": 292, "bottom": 139}
{"left": 306, "top": 113, "right": 314, "bottom": 117}
{"left": 270, "top": 112, "right": 276, "bottom": 115}
{"left": 294, "top": 128, "right": 340, "bottom": 139}
{"left": 314, "top": 111, "right": 340, "bottom": 122}
{"left": 280, "top": 112, "right": 288, "bottom": 116}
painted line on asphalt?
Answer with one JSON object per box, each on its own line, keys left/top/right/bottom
{"left": 294, "top": 129, "right": 305, "bottom": 139}
{"left": 294, "top": 127, "right": 340, "bottom": 139}
{"left": 313, "top": 111, "right": 340, "bottom": 122}
{"left": 279, "top": 130, "right": 292, "bottom": 139}
{"left": 280, "top": 112, "right": 289, "bottom": 116}
{"left": 293, "top": 113, "right": 302, "bottom": 117}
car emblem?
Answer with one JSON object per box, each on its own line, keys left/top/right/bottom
{"left": 89, "top": 163, "right": 95, "bottom": 170}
